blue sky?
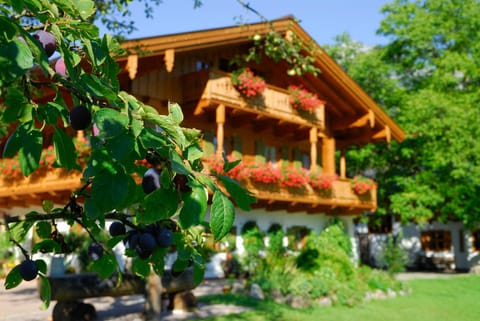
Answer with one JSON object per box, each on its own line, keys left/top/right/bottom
{"left": 106, "top": 0, "right": 392, "bottom": 46}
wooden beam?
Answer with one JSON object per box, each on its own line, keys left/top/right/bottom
{"left": 310, "top": 127, "right": 318, "bottom": 172}
{"left": 322, "top": 136, "right": 336, "bottom": 175}
{"left": 216, "top": 104, "right": 225, "bottom": 157}
{"left": 164, "top": 48, "right": 175, "bottom": 72}
{"left": 126, "top": 54, "right": 138, "bottom": 80}
{"left": 372, "top": 125, "right": 391, "bottom": 142}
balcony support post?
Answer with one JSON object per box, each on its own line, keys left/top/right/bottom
{"left": 340, "top": 149, "right": 346, "bottom": 179}
{"left": 216, "top": 104, "right": 226, "bottom": 157}
{"left": 322, "top": 136, "right": 336, "bottom": 175}
{"left": 309, "top": 127, "right": 318, "bottom": 172}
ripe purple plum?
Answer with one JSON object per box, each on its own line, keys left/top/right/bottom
{"left": 33, "top": 31, "right": 57, "bottom": 57}
{"left": 69, "top": 105, "right": 92, "bottom": 130}
{"left": 142, "top": 168, "right": 162, "bottom": 194}
{"left": 18, "top": 259, "right": 39, "bottom": 281}
{"left": 88, "top": 243, "right": 104, "bottom": 261}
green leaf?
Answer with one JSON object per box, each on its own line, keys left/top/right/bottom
{"left": 74, "top": 0, "right": 96, "bottom": 20}
{"left": 18, "top": 128, "right": 42, "bottom": 176}
{"left": 94, "top": 108, "right": 129, "bottom": 138}
{"left": 35, "top": 259, "right": 48, "bottom": 275}
{"left": 8, "top": 220, "right": 35, "bottom": 242}
{"left": 168, "top": 102, "right": 183, "bottom": 124}
{"left": 106, "top": 235, "right": 125, "bottom": 249}
{"left": 179, "top": 183, "right": 208, "bottom": 229}
{"left": 42, "top": 200, "right": 54, "bottom": 214}
{"left": 170, "top": 150, "right": 190, "bottom": 175}
{"left": 0, "top": 37, "right": 34, "bottom": 81}
{"left": 193, "top": 260, "right": 205, "bottom": 286}
{"left": 32, "top": 240, "right": 61, "bottom": 253}
{"left": 3, "top": 88, "right": 33, "bottom": 123}
{"left": 53, "top": 128, "right": 80, "bottom": 170}
{"left": 35, "top": 222, "right": 52, "bottom": 239}
{"left": 4, "top": 265, "right": 22, "bottom": 289}
{"left": 139, "top": 188, "right": 179, "bottom": 224}
{"left": 185, "top": 143, "right": 203, "bottom": 163}
{"left": 210, "top": 191, "right": 235, "bottom": 242}
{"left": 91, "top": 252, "right": 117, "bottom": 279}
{"left": 3, "top": 122, "right": 29, "bottom": 157}
{"left": 132, "top": 258, "right": 150, "bottom": 278}
{"left": 38, "top": 274, "right": 51, "bottom": 310}
{"left": 218, "top": 175, "right": 256, "bottom": 211}
{"left": 91, "top": 172, "right": 133, "bottom": 212}
{"left": 142, "top": 112, "right": 186, "bottom": 149}
{"left": 80, "top": 73, "right": 117, "bottom": 101}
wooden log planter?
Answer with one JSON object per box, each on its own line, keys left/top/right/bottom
{"left": 40, "top": 268, "right": 196, "bottom": 321}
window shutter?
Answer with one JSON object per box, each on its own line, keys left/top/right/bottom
{"left": 232, "top": 136, "right": 243, "bottom": 159}
{"left": 279, "top": 146, "right": 289, "bottom": 169}
{"left": 292, "top": 148, "right": 302, "bottom": 169}
{"left": 255, "top": 140, "right": 266, "bottom": 163}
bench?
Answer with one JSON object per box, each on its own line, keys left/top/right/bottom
{"left": 40, "top": 268, "right": 196, "bottom": 321}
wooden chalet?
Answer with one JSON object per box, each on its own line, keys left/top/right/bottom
{"left": 0, "top": 17, "right": 404, "bottom": 257}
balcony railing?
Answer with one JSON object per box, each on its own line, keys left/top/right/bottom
{"left": 182, "top": 70, "right": 325, "bottom": 129}
{"left": 241, "top": 178, "right": 377, "bottom": 213}
{"left": 0, "top": 168, "right": 83, "bottom": 208}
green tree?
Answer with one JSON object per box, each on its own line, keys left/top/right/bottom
{"left": 0, "top": 0, "right": 253, "bottom": 308}
{"left": 326, "top": 0, "right": 480, "bottom": 227}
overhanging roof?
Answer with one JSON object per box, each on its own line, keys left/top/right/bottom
{"left": 120, "top": 16, "right": 405, "bottom": 144}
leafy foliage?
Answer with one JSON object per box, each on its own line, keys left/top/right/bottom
{"left": 0, "top": 0, "right": 253, "bottom": 307}
{"left": 325, "top": 1, "right": 480, "bottom": 227}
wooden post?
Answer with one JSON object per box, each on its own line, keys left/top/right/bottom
{"left": 322, "top": 136, "right": 336, "bottom": 175}
{"left": 216, "top": 104, "right": 225, "bottom": 157}
{"left": 340, "top": 149, "right": 346, "bottom": 179}
{"left": 309, "top": 127, "right": 318, "bottom": 172}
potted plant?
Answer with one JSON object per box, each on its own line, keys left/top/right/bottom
{"left": 351, "top": 175, "right": 376, "bottom": 195}
{"left": 288, "top": 85, "right": 324, "bottom": 112}
{"left": 231, "top": 67, "right": 267, "bottom": 98}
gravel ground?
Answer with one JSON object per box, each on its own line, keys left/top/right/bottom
{"left": 0, "top": 279, "right": 249, "bottom": 321}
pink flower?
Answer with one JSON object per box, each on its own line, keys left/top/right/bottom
{"left": 232, "top": 68, "right": 266, "bottom": 98}
{"left": 288, "top": 85, "right": 324, "bottom": 112}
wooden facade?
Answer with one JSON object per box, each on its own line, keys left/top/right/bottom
{"left": 0, "top": 17, "right": 404, "bottom": 217}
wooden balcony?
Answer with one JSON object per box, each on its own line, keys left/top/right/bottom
{"left": 182, "top": 70, "right": 325, "bottom": 129}
{"left": 0, "top": 168, "right": 83, "bottom": 208}
{"left": 242, "top": 178, "right": 376, "bottom": 215}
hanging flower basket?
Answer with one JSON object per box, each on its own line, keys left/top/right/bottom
{"left": 351, "top": 175, "right": 376, "bottom": 195}
{"left": 288, "top": 85, "right": 324, "bottom": 112}
{"left": 231, "top": 68, "right": 267, "bottom": 98}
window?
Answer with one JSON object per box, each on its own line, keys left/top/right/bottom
{"left": 368, "top": 215, "right": 393, "bottom": 234}
{"left": 472, "top": 230, "right": 480, "bottom": 251}
{"left": 286, "top": 226, "right": 310, "bottom": 250}
{"left": 421, "top": 230, "right": 452, "bottom": 252}
{"left": 255, "top": 141, "right": 278, "bottom": 165}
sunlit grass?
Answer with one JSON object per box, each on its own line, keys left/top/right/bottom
{"left": 194, "top": 275, "right": 480, "bottom": 321}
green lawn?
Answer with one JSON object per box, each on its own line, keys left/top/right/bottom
{"left": 195, "top": 275, "right": 480, "bottom": 321}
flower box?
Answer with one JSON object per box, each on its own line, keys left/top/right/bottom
{"left": 351, "top": 175, "right": 376, "bottom": 195}
{"left": 288, "top": 85, "right": 324, "bottom": 112}
{"left": 231, "top": 68, "right": 267, "bottom": 98}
